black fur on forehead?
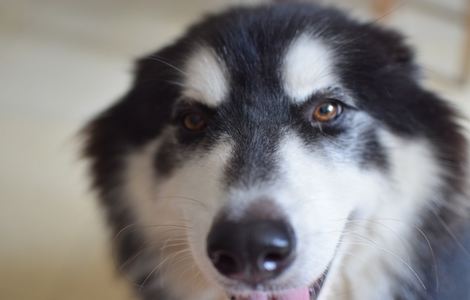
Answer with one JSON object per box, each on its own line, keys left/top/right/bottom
{"left": 84, "top": 2, "right": 466, "bottom": 188}
{"left": 86, "top": 3, "right": 420, "bottom": 149}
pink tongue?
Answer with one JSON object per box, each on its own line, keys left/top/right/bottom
{"left": 243, "top": 287, "right": 310, "bottom": 300}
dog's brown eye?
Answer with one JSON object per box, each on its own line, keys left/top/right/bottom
{"left": 182, "top": 112, "right": 207, "bottom": 132}
{"left": 312, "top": 100, "right": 342, "bottom": 122}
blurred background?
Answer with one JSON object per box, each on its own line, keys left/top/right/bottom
{"left": 1, "top": 0, "right": 469, "bottom": 299}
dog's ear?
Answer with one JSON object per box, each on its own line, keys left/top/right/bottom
{"left": 339, "top": 22, "right": 418, "bottom": 81}
{"left": 82, "top": 50, "right": 182, "bottom": 192}
{"left": 368, "top": 25, "right": 415, "bottom": 67}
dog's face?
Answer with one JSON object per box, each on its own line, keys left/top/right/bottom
{"left": 85, "top": 5, "right": 461, "bottom": 300}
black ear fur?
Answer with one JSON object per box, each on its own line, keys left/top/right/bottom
{"left": 369, "top": 25, "right": 415, "bottom": 66}
{"left": 82, "top": 48, "right": 184, "bottom": 193}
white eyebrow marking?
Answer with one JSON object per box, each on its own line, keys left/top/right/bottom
{"left": 182, "top": 46, "right": 229, "bottom": 106}
{"left": 282, "top": 34, "right": 337, "bottom": 103}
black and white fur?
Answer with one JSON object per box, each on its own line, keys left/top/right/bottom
{"left": 83, "top": 3, "right": 470, "bottom": 300}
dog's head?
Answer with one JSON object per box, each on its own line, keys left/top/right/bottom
{"left": 84, "top": 4, "right": 465, "bottom": 300}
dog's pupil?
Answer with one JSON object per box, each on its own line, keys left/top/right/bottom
{"left": 319, "top": 104, "right": 334, "bottom": 115}
{"left": 184, "top": 113, "right": 205, "bottom": 130}
{"left": 189, "top": 114, "right": 201, "bottom": 124}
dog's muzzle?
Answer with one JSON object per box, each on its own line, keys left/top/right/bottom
{"left": 205, "top": 200, "right": 328, "bottom": 300}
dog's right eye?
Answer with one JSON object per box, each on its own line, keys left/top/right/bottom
{"left": 181, "top": 111, "right": 207, "bottom": 132}
{"left": 312, "top": 100, "right": 343, "bottom": 123}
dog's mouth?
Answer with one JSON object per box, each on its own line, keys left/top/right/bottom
{"left": 228, "top": 271, "right": 328, "bottom": 300}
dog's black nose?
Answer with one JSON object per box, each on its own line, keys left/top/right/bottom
{"left": 207, "top": 219, "right": 296, "bottom": 283}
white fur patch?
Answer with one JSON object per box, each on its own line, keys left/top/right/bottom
{"left": 183, "top": 46, "right": 229, "bottom": 106}
{"left": 125, "top": 138, "right": 234, "bottom": 300}
{"left": 319, "top": 132, "right": 442, "bottom": 300}
{"left": 271, "top": 133, "right": 386, "bottom": 289}
{"left": 282, "top": 34, "right": 337, "bottom": 102}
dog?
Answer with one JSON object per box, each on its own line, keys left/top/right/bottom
{"left": 83, "top": 3, "right": 470, "bottom": 300}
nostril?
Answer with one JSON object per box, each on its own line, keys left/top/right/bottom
{"left": 262, "top": 253, "right": 284, "bottom": 271}
{"left": 209, "top": 250, "right": 241, "bottom": 277}
{"left": 252, "top": 221, "right": 296, "bottom": 278}
{"left": 261, "top": 254, "right": 280, "bottom": 272}
{"left": 260, "top": 248, "right": 291, "bottom": 273}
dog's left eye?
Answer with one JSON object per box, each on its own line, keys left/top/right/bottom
{"left": 181, "top": 111, "right": 207, "bottom": 132}
{"left": 312, "top": 100, "right": 343, "bottom": 123}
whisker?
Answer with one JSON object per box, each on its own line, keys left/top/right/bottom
{"left": 114, "top": 223, "right": 191, "bottom": 241}
{"left": 430, "top": 209, "right": 470, "bottom": 258}
{"left": 157, "top": 195, "right": 209, "bottom": 209}
{"left": 339, "top": 231, "right": 426, "bottom": 291}
{"left": 371, "top": 0, "right": 410, "bottom": 25}
{"left": 139, "top": 248, "right": 192, "bottom": 290}
{"left": 149, "top": 55, "right": 188, "bottom": 76}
